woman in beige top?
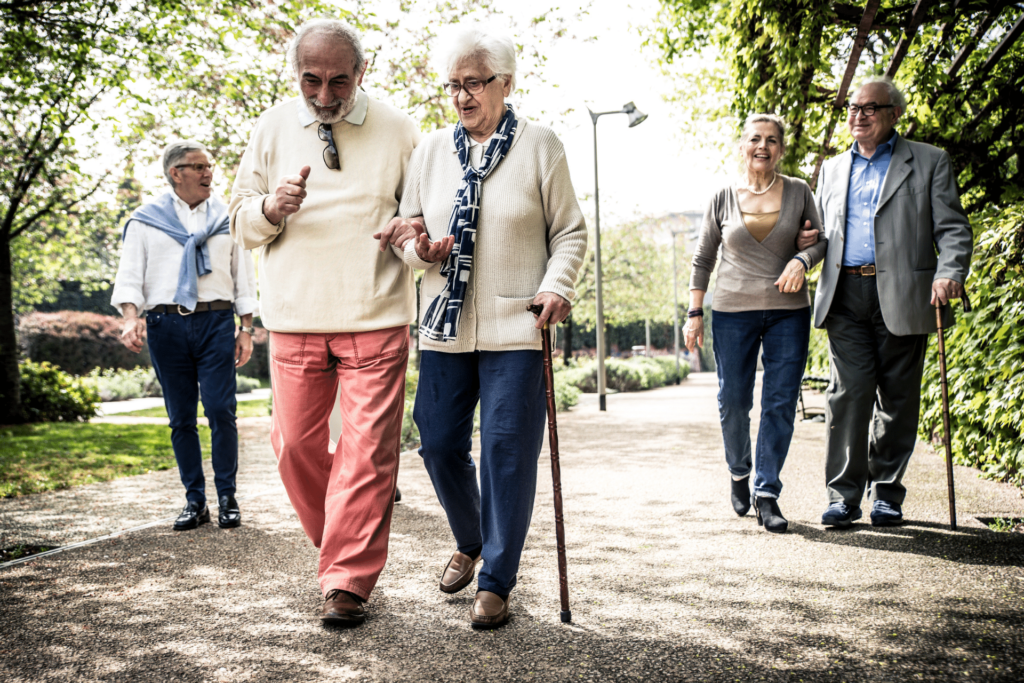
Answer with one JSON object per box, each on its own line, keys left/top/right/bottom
{"left": 377, "top": 25, "right": 586, "bottom": 629}
{"left": 684, "top": 114, "right": 826, "bottom": 533}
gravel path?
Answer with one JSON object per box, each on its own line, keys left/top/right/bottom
{"left": 2, "top": 374, "right": 1023, "bottom": 682}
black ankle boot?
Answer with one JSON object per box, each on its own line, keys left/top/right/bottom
{"left": 731, "top": 477, "right": 751, "bottom": 516}
{"left": 754, "top": 496, "right": 788, "bottom": 533}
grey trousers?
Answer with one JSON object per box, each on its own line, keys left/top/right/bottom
{"left": 823, "top": 273, "right": 928, "bottom": 507}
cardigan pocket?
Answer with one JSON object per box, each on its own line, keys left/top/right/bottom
{"left": 494, "top": 295, "right": 543, "bottom": 347}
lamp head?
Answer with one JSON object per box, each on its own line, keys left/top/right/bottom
{"left": 623, "top": 101, "right": 648, "bottom": 128}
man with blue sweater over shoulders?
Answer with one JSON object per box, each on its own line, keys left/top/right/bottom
{"left": 112, "top": 140, "right": 259, "bottom": 531}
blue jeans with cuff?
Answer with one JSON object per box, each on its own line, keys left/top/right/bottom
{"left": 414, "top": 349, "right": 545, "bottom": 598}
{"left": 146, "top": 308, "right": 238, "bottom": 506}
{"left": 711, "top": 307, "right": 810, "bottom": 500}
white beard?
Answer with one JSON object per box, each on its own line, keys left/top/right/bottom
{"left": 304, "top": 92, "right": 358, "bottom": 125}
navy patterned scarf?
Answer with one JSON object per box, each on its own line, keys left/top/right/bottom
{"left": 420, "top": 104, "right": 519, "bottom": 342}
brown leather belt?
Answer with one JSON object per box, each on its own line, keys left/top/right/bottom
{"left": 842, "top": 264, "right": 876, "bottom": 276}
{"left": 150, "top": 300, "right": 234, "bottom": 316}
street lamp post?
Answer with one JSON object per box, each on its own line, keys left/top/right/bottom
{"left": 588, "top": 101, "right": 647, "bottom": 412}
{"left": 671, "top": 229, "right": 682, "bottom": 383}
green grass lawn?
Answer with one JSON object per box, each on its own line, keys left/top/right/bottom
{"left": 120, "top": 397, "right": 272, "bottom": 419}
{"left": 0, "top": 423, "right": 212, "bottom": 498}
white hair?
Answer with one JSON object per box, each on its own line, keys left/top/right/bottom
{"left": 434, "top": 24, "right": 517, "bottom": 92}
{"left": 853, "top": 76, "right": 907, "bottom": 111}
{"left": 287, "top": 19, "right": 365, "bottom": 76}
{"left": 162, "top": 140, "right": 207, "bottom": 187}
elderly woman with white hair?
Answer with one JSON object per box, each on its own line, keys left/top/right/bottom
{"left": 685, "top": 114, "right": 826, "bottom": 534}
{"left": 384, "top": 25, "right": 586, "bottom": 628}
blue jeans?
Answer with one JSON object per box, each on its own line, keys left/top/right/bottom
{"left": 146, "top": 308, "right": 238, "bottom": 506}
{"left": 414, "top": 350, "right": 545, "bottom": 597}
{"left": 711, "top": 307, "right": 810, "bottom": 500}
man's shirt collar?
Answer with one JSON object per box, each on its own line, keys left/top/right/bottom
{"left": 296, "top": 89, "right": 368, "bottom": 128}
{"left": 851, "top": 130, "right": 899, "bottom": 160}
{"left": 171, "top": 191, "right": 207, "bottom": 214}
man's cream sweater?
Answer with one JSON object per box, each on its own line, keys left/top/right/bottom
{"left": 398, "top": 119, "right": 587, "bottom": 353}
{"left": 230, "top": 93, "right": 420, "bottom": 333}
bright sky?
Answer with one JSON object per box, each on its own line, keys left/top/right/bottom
{"left": 496, "top": 0, "right": 730, "bottom": 222}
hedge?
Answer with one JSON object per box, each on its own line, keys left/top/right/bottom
{"left": 556, "top": 355, "right": 690, "bottom": 394}
{"left": 19, "top": 361, "right": 99, "bottom": 423}
{"left": 19, "top": 311, "right": 149, "bottom": 375}
{"left": 920, "top": 203, "right": 1024, "bottom": 488}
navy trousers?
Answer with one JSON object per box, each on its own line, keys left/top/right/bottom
{"left": 711, "top": 307, "right": 811, "bottom": 500}
{"left": 414, "top": 350, "right": 546, "bottom": 597}
{"left": 146, "top": 308, "right": 238, "bottom": 506}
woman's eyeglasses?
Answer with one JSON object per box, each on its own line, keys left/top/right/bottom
{"left": 318, "top": 123, "right": 340, "bottom": 170}
{"left": 442, "top": 74, "right": 497, "bottom": 97}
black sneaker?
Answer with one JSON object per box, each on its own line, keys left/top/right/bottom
{"left": 173, "top": 501, "right": 210, "bottom": 531}
{"left": 821, "top": 502, "right": 862, "bottom": 528}
{"left": 870, "top": 500, "right": 904, "bottom": 527}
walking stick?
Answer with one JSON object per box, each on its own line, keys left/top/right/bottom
{"left": 528, "top": 304, "right": 572, "bottom": 623}
{"left": 935, "top": 293, "right": 971, "bottom": 531}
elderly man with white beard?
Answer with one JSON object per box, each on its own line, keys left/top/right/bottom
{"left": 229, "top": 19, "right": 420, "bottom": 626}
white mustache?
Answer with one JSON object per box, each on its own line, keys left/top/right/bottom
{"left": 307, "top": 95, "right": 345, "bottom": 110}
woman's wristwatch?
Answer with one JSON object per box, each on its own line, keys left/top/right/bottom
{"left": 238, "top": 326, "right": 255, "bottom": 335}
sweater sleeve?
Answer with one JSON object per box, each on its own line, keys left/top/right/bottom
{"left": 394, "top": 140, "right": 436, "bottom": 270}
{"left": 795, "top": 180, "right": 827, "bottom": 269}
{"left": 689, "top": 193, "right": 724, "bottom": 291}
{"left": 537, "top": 137, "right": 587, "bottom": 301}
{"left": 229, "top": 115, "right": 284, "bottom": 250}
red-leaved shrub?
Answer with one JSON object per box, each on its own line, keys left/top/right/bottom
{"left": 18, "top": 311, "right": 151, "bottom": 375}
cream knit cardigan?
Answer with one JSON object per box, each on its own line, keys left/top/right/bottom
{"left": 398, "top": 118, "right": 587, "bottom": 353}
{"left": 230, "top": 94, "right": 420, "bottom": 333}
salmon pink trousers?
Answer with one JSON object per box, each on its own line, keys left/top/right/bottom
{"left": 269, "top": 326, "right": 409, "bottom": 600}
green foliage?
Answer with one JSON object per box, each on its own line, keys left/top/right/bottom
{"left": 18, "top": 361, "right": 99, "bottom": 424}
{"left": 0, "top": 422, "right": 211, "bottom": 497}
{"left": 806, "top": 326, "right": 830, "bottom": 377}
{"left": 403, "top": 366, "right": 420, "bottom": 450}
{"left": 556, "top": 356, "right": 690, "bottom": 393}
{"left": 920, "top": 203, "right": 1024, "bottom": 487}
{"left": 573, "top": 217, "right": 682, "bottom": 331}
{"left": 84, "top": 366, "right": 162, "bottom": 402}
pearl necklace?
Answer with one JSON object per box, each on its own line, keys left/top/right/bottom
{"left": 744, "top": 172, "right": 777, "bottom": 196}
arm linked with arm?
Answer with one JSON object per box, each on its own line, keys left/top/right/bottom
{"left": 796, "top": 182, "right": 828, "bottom": 269}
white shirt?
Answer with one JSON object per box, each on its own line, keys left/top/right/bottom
{"left": 111, "top": 192, "right": 259, "bottom": 317}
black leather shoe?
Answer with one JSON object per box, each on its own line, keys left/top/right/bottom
{"left": 731, "top": 476, "right": 751, "bottom": 516}
{"left": 173, "top": 501, "right": 210, "bottom": 531}
{"left": 394, "top": 487, "right": 402, "bottom": 503}
{"left": 754, "top": 496, "right": 789, "bottom": 533}
{"left": 218, "top": 495, "right": 241, "bottom": 529}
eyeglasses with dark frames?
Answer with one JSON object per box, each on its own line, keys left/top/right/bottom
{"left": 847, "top": 103, "right": 895, "bottom": 117}
{"left": 318, "top": 123, "right": 340, "bottom": 171}
{"left": 174, "top": 163, "right": 215, "bottom": 173}
{"left": 442, "top": 74, "right": 497, "bottom": 97}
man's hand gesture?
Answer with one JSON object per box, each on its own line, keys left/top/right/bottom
{"left": 374, "top": 216, "right": 425, "bottom": 252}
{"left": 263, "top": 166, "right": 311, "bottom": 225}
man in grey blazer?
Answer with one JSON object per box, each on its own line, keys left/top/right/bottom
{"left": 813, "top": 77, "right": 973, "bottom": 528}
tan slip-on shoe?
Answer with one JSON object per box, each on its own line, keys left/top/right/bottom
{"left": 470, "top": 590, "right": 510, "bottom": 629}
{"left": 321, "top": 589, "right": 366, "bottom": 626}
{"left": 440, "top": 551, "right": 482, "bottom": 594}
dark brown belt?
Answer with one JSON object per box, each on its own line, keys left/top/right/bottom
{"left": 842, "top": 264, "right": 876, "bottom": 276}
{"left": 150, "top": 300, "right": 233, "bottom": 315}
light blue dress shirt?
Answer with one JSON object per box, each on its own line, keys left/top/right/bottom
{"left": 843, "top": 131, "right": 898, "bottom": 266}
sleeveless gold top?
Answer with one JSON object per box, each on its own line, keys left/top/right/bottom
{"left": 741, "top": 211, "right": 779, "bottom": 243}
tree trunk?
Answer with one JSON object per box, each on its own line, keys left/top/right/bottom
{"left": 563, "top": 314, "right": 573, "bottom": 366}
{"left": 0, "top": 233, "right": 24, "bottom": 424}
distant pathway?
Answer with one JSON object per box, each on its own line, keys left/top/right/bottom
{"left": 2, "top": 375, "right": 1023, "bottom": 682}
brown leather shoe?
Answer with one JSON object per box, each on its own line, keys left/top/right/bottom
{"left": 439, "top": 551, "right": 481, "bottom": 594}
{"left": 470, "top": 590, "right": 510, "bottom": 629}
{"left": 321, "top": 589, "right": 365, "bottom": 626}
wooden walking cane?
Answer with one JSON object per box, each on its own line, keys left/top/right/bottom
{"left": 528, "top": 305, "right": 572, "bottom": 623}
{"left": 935, "top": 293, "right": 971, "bottom": 531}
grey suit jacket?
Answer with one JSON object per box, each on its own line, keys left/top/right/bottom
{"left": 812, "top": 135, "right": 973, "bottom": 335}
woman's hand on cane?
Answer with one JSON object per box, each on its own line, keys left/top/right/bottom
{"left": 530, "top": 292, "right": 571, "bottom": 329}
